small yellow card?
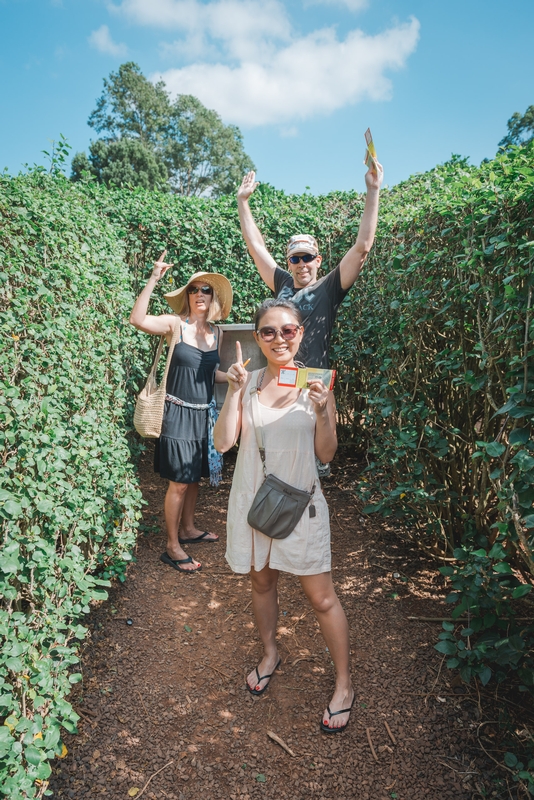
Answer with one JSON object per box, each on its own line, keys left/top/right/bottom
{"left": 364, "top": 127, "right": 378, "bottom": 169}
{"left": 278, "top": 367, "right": 336, "bottom": 390}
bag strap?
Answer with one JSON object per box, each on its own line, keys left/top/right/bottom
{"left": 249, "top": 371, "right": 267, "bottom": 474}
{"left": 149, "top": 317, "right": 182, "bottom": 387}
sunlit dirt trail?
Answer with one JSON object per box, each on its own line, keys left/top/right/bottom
{"left": 49, "top": 446, "right": 482, "bottom": 800}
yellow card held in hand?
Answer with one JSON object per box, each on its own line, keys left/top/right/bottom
{"left": 364, "top": 127, "right": 377, "bottom": 169}
{"left": 278, "top": 366, "right": 336, "bottom": 390}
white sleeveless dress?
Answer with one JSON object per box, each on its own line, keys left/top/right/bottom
{"left": 225, "top": 370, "right": 331, "bottom": 576}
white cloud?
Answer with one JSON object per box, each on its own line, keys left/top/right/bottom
{"left": 109, "top": 0, "right": 420, "bottom": 127}
{"left": 155, "top": 18, "right": 420, "bottom": 127}
{"left": 111, "top": 0, "right": 290, "bottom": 59}
{"left": 88, "top": 25, "right": 128, "bottom": 57}
{"left": 305, "top": 0, "right": 369, "bottom": 11}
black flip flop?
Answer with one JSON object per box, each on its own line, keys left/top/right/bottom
{"left": 160, "top": 552, "right": 202, "bottom": 573}
{"left": 320, "top": 695, "right": 355, "bottom": 734}
{"left": 178, "top": 531, "right": 219, "bottom": 545}
{"left": 246, "top": 658, "right": 281, "bottom": 696}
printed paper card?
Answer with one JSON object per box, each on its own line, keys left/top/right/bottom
{"left": 364, "top": 127, "right": 378, "bottom": 169}
{"left": 278, "top": 366, "right": 336, "bottom": 390}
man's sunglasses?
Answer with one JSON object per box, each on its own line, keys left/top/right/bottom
{"left": 187, "top": 285, "right": 213, "bottom": 295}
{"left": 257, "top": 324, "right": 301, "bottom": 342}
{"left": 288, "top": 253, "right": 318, "bottom": 265}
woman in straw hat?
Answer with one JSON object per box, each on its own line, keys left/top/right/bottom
{"left": 130, "top": 250, "right": 233, "bottom": 573}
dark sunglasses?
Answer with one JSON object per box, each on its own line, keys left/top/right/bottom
{"left": 288, "top": 253, "right": 318, "bottom": 264}
{"left": 187, "top": 285, "right": 213, "bottom": 295}
{"left": 257, "top": 324, "right": 301, "bottom": 342}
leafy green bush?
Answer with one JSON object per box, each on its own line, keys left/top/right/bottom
{"left": 0, "top": 171, "right": 144, "bottom": 798}
{"left": 332, "top": 146, "right": 534, "bottom": 687}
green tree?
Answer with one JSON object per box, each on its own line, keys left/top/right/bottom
{"left": 71, "top": 139, "right": 168, "bottom": 191}
{"left": 87, "top": 61, "right": 169, "bottom": 146}
{"left": 499, "top": 104, "right": 534, "bottom": 148}
{"left": 72, "top": 62, "right": 254, "bottom": 196}
{"left": 164, "top": 94, "right": 255, "bottom": 196}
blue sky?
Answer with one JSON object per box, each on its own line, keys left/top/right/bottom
{"left": 1, "top": 0, "right": 533, "bottom": 195}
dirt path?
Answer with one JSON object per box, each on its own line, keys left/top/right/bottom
{"left": 49, "top": 447, "right": 490, "bottom": 799}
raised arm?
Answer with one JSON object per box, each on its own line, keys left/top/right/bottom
{"left": 129, "top": 250, "right": 177, "bottom": 338}
{"left": 213, "top": 341, "right": 249, "bottom": 452}
{"left": 338, "top": 162, "right": 384, "bottom": 291}
{"left": 237, "top": 171, "right": 278, "bottom": 292}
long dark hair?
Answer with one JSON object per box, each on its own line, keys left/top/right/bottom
{"left": 253, "top": 298, "right": 303, "bottom": 330}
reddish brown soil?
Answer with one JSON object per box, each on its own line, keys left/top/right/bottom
{"left": 49, "top": 447, "right": 497, "bottom": 799}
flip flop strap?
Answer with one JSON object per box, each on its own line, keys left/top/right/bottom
{"left": 326, "top": 704, "right": 353, "bottom": 718}
{"left": 255, "top": 658, "right": 280, "bottom": 683}
{"left": 255, "top": 668, "right": 274, "bottom": 682}
{"left": 175, "top": 556, "right": 193, "bottom": 564}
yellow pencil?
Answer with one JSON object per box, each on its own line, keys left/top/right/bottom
{"left": 243, "top": 358, "right": 251, "bottom": 368}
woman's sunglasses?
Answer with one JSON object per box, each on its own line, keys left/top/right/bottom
{"left": 288, "top": 253, "right": 318, "bottom": 264}
{"left": 187, "top": 285, "right": 213, "bottom": 295}
{"left": 257, "top": 324, "right": 300, "bottom": 342}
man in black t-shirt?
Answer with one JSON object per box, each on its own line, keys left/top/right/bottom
{"left": 237, "top": 163, "right": 384, "bottom": 368}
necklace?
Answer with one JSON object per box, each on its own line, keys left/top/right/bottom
{"left": 256, "top": 367, "right": 267, "bottom": 393}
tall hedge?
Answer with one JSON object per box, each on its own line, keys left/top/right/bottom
{"left": 332, "top": 147, "right": 534, "bottom": 686}
{"left": 0, "top": 172, "right": 144, "bottom": 798}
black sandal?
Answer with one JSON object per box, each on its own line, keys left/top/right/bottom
{"left": 320, "top": 695, "right": 355, "bottom": 733}
{"left": 160, "top": 552, "right": 202, "bottom": 573}
{"left": 178, "top": 531, "right": 219, "bottom": 545}
{"left": 246, "top": 658, "right": 281, "bottom": 696}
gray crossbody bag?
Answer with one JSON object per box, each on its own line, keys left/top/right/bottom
{"left": 247, "top": 376, "right": 315, "bottom": 539}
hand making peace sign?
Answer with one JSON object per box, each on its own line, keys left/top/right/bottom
{"left": 226, "top": 341, "right": 249, "bottom": 393}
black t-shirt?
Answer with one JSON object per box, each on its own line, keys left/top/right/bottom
{"left": 273, "top": 265, "right": 349, "bottom": 368}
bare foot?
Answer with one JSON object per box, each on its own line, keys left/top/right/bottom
{"left": 246, "top": 653, "right": 280, "bottom": 693}
{"left": 165, "top": 546, "right": 201, "bottom": 572}
{"left": 322, "top": 687, "right": 355, "bottom": 731}
{"left": 179, "top": 527, "right": 219, "bottom": 543}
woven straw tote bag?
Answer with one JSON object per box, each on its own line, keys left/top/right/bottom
{"left": 133, "top": 319, "right": 181, "bottom": 438}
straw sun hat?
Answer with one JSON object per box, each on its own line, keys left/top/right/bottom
{"left": 164, "top": 272, "right": 233, "bottom": 320}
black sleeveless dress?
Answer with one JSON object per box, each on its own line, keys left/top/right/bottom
{"left": 154, "top": 332, "right": 220, "bottom": 484}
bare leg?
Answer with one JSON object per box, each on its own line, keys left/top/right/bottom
{"left": 178, "top": 482, "right": 218, "bottom": 542}
{"left": 299, "top": 572, "right": 353, "bottom": 730}
{"left": 247, "top": 565, "right": 280, "bottom": 692}
{"left": 163, "top": 481, "right": 200, "bottom": 571}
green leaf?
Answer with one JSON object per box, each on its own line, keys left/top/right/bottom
{"left": 504, "top": 752, "right": 518, "bottom": 768}
{"left": 512, "top": 585, "right": 532, "bottom": 599}
{"left": 435, "top": 640, "right": 456, "bottom": 655}
{"left": 184, "top": 625, "right": 192, "bottom": 633}
{"left": 509, "top": 428, "right": 530, "bottom": 445}
{"left": 256, "top": 774, "right": 267, "bottom": 783}
{"left": 488, "top": 543, "right": 506, "bottom": 559}
{"left": 478, "top": 666, "right": 492, "bottom": 686}
{"left": 24, "top": 745, "right": 42, "bottom": 766}
{"left": 0, "top": 499, "right": 22, "bottom": 518}
{"left": 494, "top": 562, "right": 513, "bottom": 574}
{"left": 485, "top": 441, "right": 505, "bottom": 457}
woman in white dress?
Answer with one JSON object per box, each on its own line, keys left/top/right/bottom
{"left": 213, "top": 298, "right": 354, "bottom": 733}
